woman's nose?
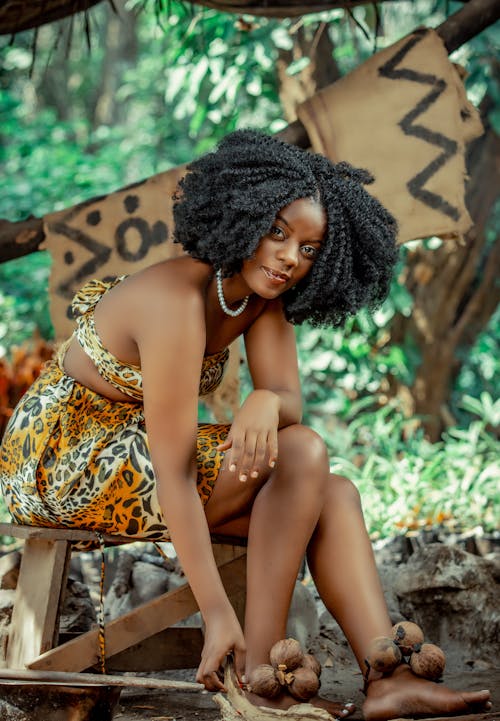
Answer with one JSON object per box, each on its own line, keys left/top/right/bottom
{"left": 277, "top": 239, "right": 299, "bottom": 267}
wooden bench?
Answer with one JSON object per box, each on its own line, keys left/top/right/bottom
{"left": 0, "top": 522, "right": 246, "bottom": 673}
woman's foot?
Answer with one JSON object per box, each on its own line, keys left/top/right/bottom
{"left": 245, "top": 689, "right": 355, "bottom": 718}
{"left": 363, "top": 664, "right": 492, "bottom": 721}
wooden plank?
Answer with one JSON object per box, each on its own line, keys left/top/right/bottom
{"left": 28, "top": 553, "right": 246, "bottom": 672}
{"left": 0, "top": 523, "right": 246, "bottom": 548}
{"left": 6, "top": 538, "right": 71, "bottom": 668}
{"left": 0, "top": 667, "right": 203, "bottom": 690}
{"left": 217, "top": 549, "right": 246, "bottom": 625}
{"left": 106, "top": 627, "right": 204, "bottom": 671}
{"left": 0, "top": 523, "right": 151, "bottom": 544}
{"left": 212, "top": 543, "right": 246, "bottom": 564}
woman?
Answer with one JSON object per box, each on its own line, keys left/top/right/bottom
{"left": 0, "top": 130, "right": 491, "bottom": 719}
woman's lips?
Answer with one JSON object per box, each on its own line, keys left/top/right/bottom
{"left": 262, "top": 266, "right": 289, "bottom": 285}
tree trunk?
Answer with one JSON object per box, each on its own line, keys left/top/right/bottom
{"left": 92, "top": 1, "right": 138, "bottom": 128}
{"left": 277, "top": 21, "right": 341, "bottom": 122}
{"left": 390, "top": 99, "right": 500, "bottom": 440}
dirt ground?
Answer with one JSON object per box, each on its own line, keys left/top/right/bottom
{"left": 114, "top": 665, "right": 500, "bottom": 721}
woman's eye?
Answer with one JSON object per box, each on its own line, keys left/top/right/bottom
{"left": 301, "top": 245, "right": 319, "bottom": 259}
{"left": 270, "top": 225, "right": 285, "bottom": 238}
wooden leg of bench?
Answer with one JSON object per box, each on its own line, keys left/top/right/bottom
{"left": 6, "top": 538, "right": 71, "bottom": 668}
{"left": 28, "top": 552, "right": 247, "bottom": 673}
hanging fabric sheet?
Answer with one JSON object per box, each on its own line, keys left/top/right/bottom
{"left": 297, "top": 28, "right": 484, "bottom": 244}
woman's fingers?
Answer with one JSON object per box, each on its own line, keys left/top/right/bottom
{"left": 197, "top": 654, "right": 227, "bottom": 692}
{"left": 198, "top": 668, "right": 225, "bottom": 692}
{"left": 227, "top": 431, "right": 257, "bottom": 482}
{"left": 223, "top": 429, "right": 278, "bottom": 481}
{"left": 267, "top": 428, "right": 278, "bottom": 469}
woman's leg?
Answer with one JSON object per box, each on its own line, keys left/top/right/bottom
{"left": 205, "top": 423, "right": 353, "bottom": 716}
{"left": 205, "top": 427, "right": 491, "bottom": 718}
{"left": 306, "top": 473, "right": 492, "bottom": 720}
{"left": 206, "top": 423, "right": 329, "bottom": 667}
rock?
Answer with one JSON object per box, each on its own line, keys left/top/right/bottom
{"left": 59, "top": 577, "right": 96, "bottom": 634}
{"left": 286, "top": 581, "right": 319, "bottom": 652}
{"left": 104, "top": 550, "right": 185, "bottom": 621}
{"left": 394, "top": 543, "right": 500, "bottom": 669}
{"left": 0, "top": 589, "right": 15, "bottom": 666}
{"left": 376, "top": 564, "right": 406, "bottom": 625}
{"left": 0, "top": 552, "right": 21, "bottom": 590}
{"left": 315, "top": 612, "right": 356, "bottom": 670}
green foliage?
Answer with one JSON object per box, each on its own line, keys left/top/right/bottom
{"left": 325, "top": 396, "right": 499, "bottom": 538}
{"left": 297, "top": 259, "right": 417, "bottom": 420}
{"left": 0, "top": 254, "right": 53, "bottom": 354}
{"left": 0, "top": 0, "right": 498, "bottom": 537}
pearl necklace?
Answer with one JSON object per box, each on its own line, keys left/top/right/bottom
{"left": 216, "top": 269, "right": 249, "bottom": 317}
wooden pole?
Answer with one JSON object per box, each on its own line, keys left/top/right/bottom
{"left": 1, "top": 0, "right": 498, "bottom": 264}
{"left": 0, "top": 667, "right": 203, "bottom": 690}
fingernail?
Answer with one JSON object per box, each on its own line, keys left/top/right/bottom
{"left": 229, "top": 464, "right": 236, "bottom": 472}
{"left": 250, "top": 471, "right": 258, "bottom": 478}
{"left": 239, "top": 474, "right": 247, "bottom": 482}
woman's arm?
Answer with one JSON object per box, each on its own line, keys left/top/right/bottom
{"left": 133, "top": 271, "right": 245, "bottom": 689}
{"left": 218, "top": 299, "right": 302, "bottom": 481}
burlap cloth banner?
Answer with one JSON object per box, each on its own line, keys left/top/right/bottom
{"left": 43, "top": 166, "right": 186, "bottom": 338}
{"left": 42, "top": 165, "right": 240, "bottom": 420}
{"left": 297, "top": 28, "right": 483, "bottom": 244}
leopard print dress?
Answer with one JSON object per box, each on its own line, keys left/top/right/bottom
{"left": 0, "top": 278, "right": 230, "bottom": 541}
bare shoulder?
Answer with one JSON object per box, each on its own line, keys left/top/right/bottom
{"left": 91, "top": 257, "right": 211, "bottom": 362}
{"left": 99, "top": 258, "right": 210, "bottom": 321}
{"left": 122, "top": 257, "right": 210, "bottom": 301}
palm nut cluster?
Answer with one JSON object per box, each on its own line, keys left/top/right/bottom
{"left": 365, "top": 621, "right": 446, "bottom": 682}
{"left": 247, "top": 638, "right": 321, "bottom": 701}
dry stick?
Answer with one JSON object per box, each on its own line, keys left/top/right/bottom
{"left": 0, "top": 0, "right": 499, "bottom": 266}
{"left": 0, "top": 667, "right": 203, "bottom": 690}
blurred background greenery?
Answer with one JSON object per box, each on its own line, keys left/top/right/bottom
{"left": 0, "top": 0, "right": 498, "bottom": 537}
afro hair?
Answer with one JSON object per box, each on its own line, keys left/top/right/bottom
{"left": 173, "top": 129, "right": 398, "bottom": 327}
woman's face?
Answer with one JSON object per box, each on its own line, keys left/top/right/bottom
{"left": 241, "top": 197, "right": 327, "bottom": 298}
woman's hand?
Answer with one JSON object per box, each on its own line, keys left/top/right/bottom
{"left": 196, "top": 606, "right": 246, "bottom": 691}
{"left": 217, "top": 390, "right": 279, "bottom": 482}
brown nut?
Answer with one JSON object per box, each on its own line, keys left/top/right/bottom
{"left": 365, "top": 636, "right": 402, "bottom": 673}
{"left": 391, "top": 621, "right": 425, "bottom": 655}
{"left": 287, "top": 667, "right": 320, "bottom": 702}
{"left": 409, "top": 643, "right": 446, "bottom": 681}
{"left": 247, "top": 664, "right": 282, "bottom": 698}
{"left": 302, "top": 653, "right": 322, "bottom": 678}
{"left": 270, "top": 638, "right": 304, "bottom": 671}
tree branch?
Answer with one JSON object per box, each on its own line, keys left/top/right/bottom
{"left": 0, "top": 1, "right": 104, "bottom": 36}
{"left": 435, "top": 0, "right": 500, "bottom": 53}
{"left": 0, "top": 217, "right": 46, "bottom": 263}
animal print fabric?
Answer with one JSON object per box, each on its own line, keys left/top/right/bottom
{"left": 0, "top": 359, "right": 230, "bottom": 540}
{"left": 71, "top": 276, "right": 230, "bottom": 400}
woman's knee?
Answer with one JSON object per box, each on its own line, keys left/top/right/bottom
{"left": 277, "top": 424, "right": 330, "bottom": 476}
{"left": 327, "top": 473, "right": 362, "bottom": 507}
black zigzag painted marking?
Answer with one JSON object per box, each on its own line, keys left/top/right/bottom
{"left": 47, "top": 220, "right": 112, "bottom": 302}
{"left": 378, "top": 29, "right": 460, "bottom": 221}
